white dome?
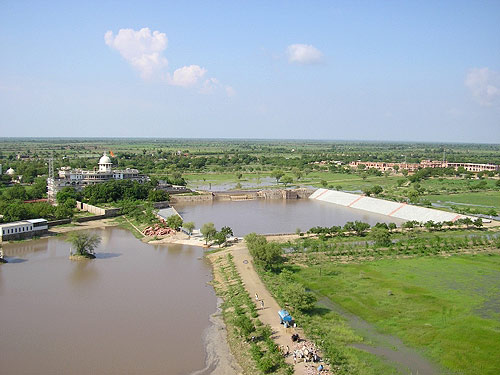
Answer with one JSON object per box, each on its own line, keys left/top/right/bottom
{"left": 6, "top": 167, "right": 15, "bottom": 175}
{"left": 99, "top": 153, "right": 112, "bottom": 165}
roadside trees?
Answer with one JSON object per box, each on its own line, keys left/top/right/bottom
{"left": 245, "top": 233, "right": 283, "bottom": 271}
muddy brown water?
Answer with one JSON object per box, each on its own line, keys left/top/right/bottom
{"left": 172, "top": 199, "right": 404, "bottom": 236}
{"left": 0, "top": 227, "right": 217, "bottom": 375}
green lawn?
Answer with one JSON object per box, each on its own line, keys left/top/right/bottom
{"left": 425, "top": 191, "right": 500, "bottom": 210}
{"left": 292, "top": 254, "right": 500, "bottom": 375}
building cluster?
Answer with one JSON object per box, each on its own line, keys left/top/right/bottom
{"left": 349, "top": 160, "right": 499, "bottom": 173}
{"left": 47, "top": 153, "right": 148, "bottom": 200}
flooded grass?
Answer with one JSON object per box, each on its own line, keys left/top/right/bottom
{"left": 293, "top": 254, "right": 500, "bottom": 375}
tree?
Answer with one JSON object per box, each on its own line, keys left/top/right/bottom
{"left": 473, "top": 218, "right": 483, "bottom": 229}
{"left": 214, "top": 226, "right": 234, "bottom": 247}
{"left": 271, "top": 170, "right": 284, "bottom": 184}
{"left": 148, "top": 189, "right": 170, "bottom": 202}
{"left": 67, "top": 232, "right": 101, "bottom": 259}
{"left": 166, "top": 215, "right": 183, "bottom": 230}
{"left": 371, "top": 185, "right": 383, "bottom": 195}
{"left": 4, "top": 184, "right": 28, "bottom": 201}
{"left": 388, "top": 222, "right": 397, "bottom": 232}
{"left": 56, "top": 186, "right": 80, "bottom": 205}
{"left": 281, "top": 282, "right": 317, "bottom": 313}
{"left": 292, "top": 167, "right": 303, "bottom": 181}
{"left": 214, "top": 231, "right": 227, "bottom": 247}
{"left": 245, "top": 233, "right": 283, "bottom": 270}
{"left": 370, "top": 227, "right": 391, "bottom": 246}
{"left": 353, "top": 221, "right": 370, "bottom": 236}
{"left": 183, "top": 221, "right": 195, "bottom": 234}
{"left": 280, "top": 175, "right": 293, "bottom": 187}
{"left": 30, "top": 177, "right": 47, "bottom": 199}
{"left": 201, "top": 222, "right": 217, "bottom": 245}
{"left": 424, "top": 220, "right": 435, "bottom": 231}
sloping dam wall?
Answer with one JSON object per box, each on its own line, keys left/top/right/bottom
{"left": 309, "top": 188, "right": 480, "bottom": 223}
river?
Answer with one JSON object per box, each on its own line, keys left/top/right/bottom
{"left": 0, "top": 227, "right": 217, "bottom": 375}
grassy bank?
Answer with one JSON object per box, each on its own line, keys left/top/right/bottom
{"left": 291, "top": 254, "right": 500, "bottom": 374}
{"left": 260, "top": 230, "right": 500, "bottom": 375}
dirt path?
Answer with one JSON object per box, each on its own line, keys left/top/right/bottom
{"left": 48, "top": 218, "right": 118, "bottom": 234}
{"left": 230, "top": 242, "right": 329, "bottom": 375}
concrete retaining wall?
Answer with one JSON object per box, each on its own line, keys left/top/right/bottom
{"left": 169, "top": 194, "right": 214, "bottom": 204}
{"left": 48, "top": 219, "right": 72, "bottom": 227}
{"left": 76, "top": 201, "right": 121, "bottom": 217}
{"left": 75, "top": 215, "right": 109, "bottom": 223}
{"left": 310, "top": 188, "right": 480, "bottom": 223}
{"left": 152, "top": 201, "right": 171, "bottom": 209}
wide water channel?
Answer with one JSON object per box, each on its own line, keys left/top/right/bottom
{"left": 0, "top": 227, "right": 217, "bottom": 375}
{"left": 172, "top": 198, "right": 404, "bottom": 236}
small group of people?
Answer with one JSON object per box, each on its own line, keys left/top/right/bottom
{"left": 255, "top": 292, "right": 264, "bottom": 309}
{"left": 292, "top": 346, "right": 319, "bottom": 364}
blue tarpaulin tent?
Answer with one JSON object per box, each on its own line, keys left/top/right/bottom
{"left": 278, "top": 309, "right": 293, "bottom": 324}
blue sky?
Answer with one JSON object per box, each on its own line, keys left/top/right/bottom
{"left": 0, "top": 1, "right": 499, "bottom": 142}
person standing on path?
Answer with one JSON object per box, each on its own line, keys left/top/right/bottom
{"left": 255, "top": 292, "right": 259, "bottom": 300}
{"left": 261, "top": 299, "right": 264, "bottom": 309}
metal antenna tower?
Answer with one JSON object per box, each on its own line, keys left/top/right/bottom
{"left": 48, "top": 155, "right": 54, "bottom": 180}
{"left": 48, "top": 154, "right": 54, "bottom": 202}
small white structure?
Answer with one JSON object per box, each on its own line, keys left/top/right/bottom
{"left": 6, "top": 167, "right": 15, "bottom": 175}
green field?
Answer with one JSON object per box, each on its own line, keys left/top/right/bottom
{"left": 292, "top": 254, "right": 500, "bottom": 374}
{"left": 425, "top": 191, "right": 500, "bottom": 210}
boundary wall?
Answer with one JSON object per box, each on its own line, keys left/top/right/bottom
{"left": 76, "top": 201, "right": 121, "bottom": 217}
{"left": 309, "top": 188, "right": 482, "bottom": 223}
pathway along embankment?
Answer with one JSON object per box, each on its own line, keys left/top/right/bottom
{"left": 309, "top": 188, "right": 485, "bottom": 223}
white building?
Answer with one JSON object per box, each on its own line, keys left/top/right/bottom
{"left": 47, "top": 153, "right": 148, "bottom": 200}
{"left": 0, "top": 219, "right": 48, "bottom": 241}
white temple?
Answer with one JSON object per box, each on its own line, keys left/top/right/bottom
{"left": 47, "top": 153, "right": 148, "bottom": 200}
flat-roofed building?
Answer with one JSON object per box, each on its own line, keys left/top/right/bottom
{"left": 0, "top": 219, "right": 48, "bottom": 241}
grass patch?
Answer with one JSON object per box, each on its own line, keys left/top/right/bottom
{"left": 290, "top": 254, "right": 500, "bottom": 375}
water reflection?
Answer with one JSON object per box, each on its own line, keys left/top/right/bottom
{"left": 69, "top": 259, "right": 100, "bottom": 286}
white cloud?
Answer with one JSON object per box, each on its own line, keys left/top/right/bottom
{"left": 167, "top": 65, "right": 207, "bottom": 87}
{"left": 199, "top": 77, "right": 220, "bottom": 94}
{"left": 105, "top": 27, "right": 231, "bottom": 94}
{"left": 465, "top": 67, "right": 500, "bottom": 106}
{"left": 105, "top": 28, "right": 168, "bottom": 79}
{"left": 287, "top": 44, "right": 323, "bottom": 65}
{"left": 197, "top": 78, "right": 235, "bottom": 98}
